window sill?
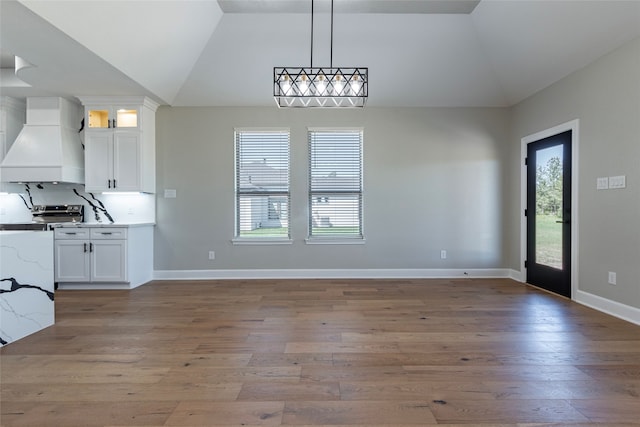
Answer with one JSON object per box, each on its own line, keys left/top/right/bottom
{"left": 305, "top": 237, "right": 366, "bottom": 245}
{"left": 232, "top": 238, "right": 293, "bottom": 245}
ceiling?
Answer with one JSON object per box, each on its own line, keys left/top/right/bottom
{"left": 1, "top": 0, "right": 639, "bottom": 108}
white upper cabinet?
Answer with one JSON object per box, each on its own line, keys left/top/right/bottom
{"left": 86, "top": 105, "right": 140, "bottom": 130}
{"left": 0, "top": 97, "right": 26, "bottom": 190}
{"left": 77, "top": 96, "right": 159, "bottom": 193}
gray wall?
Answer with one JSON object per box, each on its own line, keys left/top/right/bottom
{"left": 509, "top": 37, "right": 640, "bottom": 308}
{"left": 154, "top": 107, "right": 511, "bottom": 271}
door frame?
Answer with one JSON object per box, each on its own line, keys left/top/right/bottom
{"left": 520, "top": 119, "right": 579, "bottom": 299}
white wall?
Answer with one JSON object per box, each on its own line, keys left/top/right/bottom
{"left": 154, "top": 107, "right": 511, "bottom": 273}
{"left": 509, "top": 37, "right": 640, "bottom": 312}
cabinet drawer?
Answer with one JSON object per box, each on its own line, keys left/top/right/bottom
{"left": 54, "top": 228, "right": 91, "bottom": 239}
{"left": 90, "top": 227, "right": 127, "bottom": 239}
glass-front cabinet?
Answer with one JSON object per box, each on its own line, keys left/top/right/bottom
{"left": 77, "top": 96, "right": 159, "bottom": 193}
{"left": 87, "top": 105, "right": 140, "bottom": 129}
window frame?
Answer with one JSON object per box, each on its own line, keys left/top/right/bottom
{"left": 233, "top": 128, "right": 292, "bottom": 244}
{"left": 306, "top": 127, "right": 365, "bottom": 244}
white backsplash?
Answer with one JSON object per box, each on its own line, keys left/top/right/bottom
{"left": 0, "top": 184, "right": 155, "bottom": 224}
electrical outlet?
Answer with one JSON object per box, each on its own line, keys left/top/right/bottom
{"left": 208, "top": 251, "right": 215, "bottom": 260}
{"left": 440, "top": 250, "right": 447, "bottom": 259}
{"left": 608, "top": 271, "right": 616, "bottom": 285}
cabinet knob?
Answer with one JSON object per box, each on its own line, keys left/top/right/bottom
{"left": 83, "top": 243, "right": 87, "bottom": 252}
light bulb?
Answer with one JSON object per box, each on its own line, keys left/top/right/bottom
{"left": 299, "top": 74, "right": 309, "bottom": 95}
{"left": 316, "top": 75, "right": 327, "bottom": 95}
{"left": 351, "top": 75, "right": 361, "bottom": 95}
{"left": 333, "top": 74, "right": 344, "bottom": 95}
{"left": 281, "top": 75, "right": 291, "bottom": 95}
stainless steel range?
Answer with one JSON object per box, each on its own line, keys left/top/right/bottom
{"left": 0, "top": 204, "right": 84, "bottom": 231}
{"left": 32, "top": 204, "right": 84, "bottom": 224}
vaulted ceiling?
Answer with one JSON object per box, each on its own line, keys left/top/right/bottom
{"left": 1, "top": 0, "right": 639, "bottom": 107}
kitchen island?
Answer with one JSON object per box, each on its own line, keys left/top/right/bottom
{"left": 0, "top": 230, "right": 54, "bottom": 347}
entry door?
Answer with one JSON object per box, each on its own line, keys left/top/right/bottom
{"left": 526, "top": 130, "right": 572, "bottom": 298}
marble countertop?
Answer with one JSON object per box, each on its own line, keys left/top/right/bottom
{"left": 51, "top": 222, "right": 155, "bottom": 228}
{"left": 0, "top": 230, "right": 53, "bottom": 235}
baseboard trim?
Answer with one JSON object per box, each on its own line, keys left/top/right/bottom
{"left": 153, "top": 268, "right": 514, "bottom": 281}
{"left": 575, "top": 290, "right": 640, "bottom": 326}
{"left": 508, "top": 269, "right": 523, "bottom": 282}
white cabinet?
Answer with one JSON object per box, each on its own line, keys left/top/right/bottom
{"left": 54, "top": 225, "right": 153, "bottom": 289}
{"left": 85, "top": 131, "right": 142, "bottom": 191}
{"left": 0, "top": 97, "right": 26, "bottom": 191}
{"left": 77, "top": 96, "right": 159, "bottom": 193}
{"left": 55, "top": 239, "right": 91, "bottom": 282}
{"left": 85, "top": 105, "right": 140, "bottom": 130}
{"left": 54, "top": 227, "right": 126, "bottom": 283}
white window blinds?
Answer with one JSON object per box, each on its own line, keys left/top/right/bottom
{"left": 235, "top": 130, "right": 290, "bottom": 238}
{"left": 308, "top": 129, "right": 363, "bottom": 239}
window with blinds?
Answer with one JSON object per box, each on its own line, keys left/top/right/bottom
{"left": 235, "top": 129, "right": 290, "bottom": 239}
{"left": 308, "top": 129, "right": 363, "bottom": 239}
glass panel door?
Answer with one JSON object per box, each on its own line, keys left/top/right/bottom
{"left": 526, "top": 130, "right": 572, "bottom": 298}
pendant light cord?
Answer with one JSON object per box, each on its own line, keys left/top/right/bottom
{"left": 330, "top": 0, "right": 334, "bottom": 68}
{"left": 310, "top": 0, "right": 334, "bottom": 68}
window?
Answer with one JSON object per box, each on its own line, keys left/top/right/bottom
{"left": 235, "top": 129, "right": 290, "bottom": 239}
{"left": 308, "top": 129, "right": 363, "bottom": 240}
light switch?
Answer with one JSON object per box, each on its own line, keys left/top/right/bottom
{"left": 596, "top": 177, "right": 609, "bottom": 190}
{"left": 609, "top": 175, "right": 626, "bottom": 189}
{"left": 164, "top": 189, "right": 177, "bottom": 198}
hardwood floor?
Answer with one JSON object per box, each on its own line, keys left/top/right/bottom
{"left": 1, "top": 278, "right": 639, "bottom": 426}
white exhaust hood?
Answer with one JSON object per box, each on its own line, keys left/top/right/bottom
{"left": 1, "top": 97, "right": 84, "bottom": 184}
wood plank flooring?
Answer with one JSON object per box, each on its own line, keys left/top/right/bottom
{"left": 1, "top": 278, "right": 639, "bottom": 426}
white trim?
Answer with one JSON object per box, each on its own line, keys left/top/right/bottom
{"left": 233, "top": 127, "right": 290, "bottom": 133}
{"left": 57, "top": 283, "right": 136, "bottom": 290}
{"left": 153, "top": 268, "right": 513, "bottom": 281}
{"left": 304, "top": 238, "right": 366, "bottom": 245}
{"left": 231, "top": 238, "right": 293, "bottom": 245}
{"left": 575, "top": 290, "right": 640, "bottom": 326}
{"left": 520, "top": 119, "right": 579, "bottom": 299}
{"left": 508, "top": 269, "right": 523, "bottom": 282}
{"left": 307, "top": 126, "right": 365, "bottom": 132}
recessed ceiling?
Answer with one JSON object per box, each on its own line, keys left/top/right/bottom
{"left": 1, "top": 0, "right": 639, "bottom": 107}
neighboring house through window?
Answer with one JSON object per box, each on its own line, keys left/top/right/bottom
{"left": 308, "top": 128, "right": 363, "bottom": 240}
{"left": 235, "top": 129, "right": 290, "bottom": 239}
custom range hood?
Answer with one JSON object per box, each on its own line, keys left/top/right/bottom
{"left": 1, "top": 97, "right": 84, "bottom": 184}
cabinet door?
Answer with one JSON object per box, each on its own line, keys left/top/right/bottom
{"left": 114, "top": 106, "right": 139, "bottom": 129}
{"left": 85, "top": 132, "right": 114, "bottom": 191}
{"left": 55, "top": 240, "right": 91, "bottom": 282}
{"left": 91, "top": 240, "right": 127, "bottom": 282}
{"left": 113, "top": 132, "right": 141, "bottom": 191}
{"left": 86, "top": 106, "right": 112, "bottom": 129}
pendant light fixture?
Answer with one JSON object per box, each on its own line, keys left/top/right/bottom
{"left": 274, "top": 0, "right": 368, "bottom": 108}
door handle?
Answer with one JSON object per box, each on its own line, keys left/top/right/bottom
{"left": 556, "top": 220, "right": 570, "bottom": 224}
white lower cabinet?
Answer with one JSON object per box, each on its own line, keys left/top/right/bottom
{"left": 54, "top": 226, "right": 153, "bottom": 289}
